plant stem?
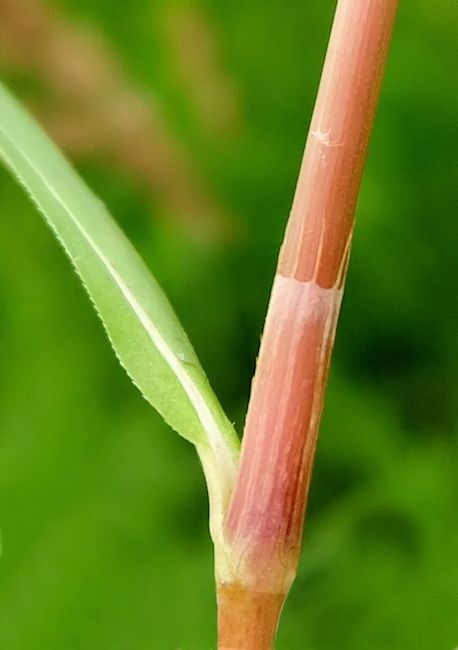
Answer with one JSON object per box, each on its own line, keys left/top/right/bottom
{"left": 217, "top": 583, "right": 285, "bottom": 650}
{"left": 217, "top": 0, "right": 398, "bottom": 647}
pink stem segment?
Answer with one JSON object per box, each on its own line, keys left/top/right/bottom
{"left": 225, "top": 0, "right": 399, "bottom": 600}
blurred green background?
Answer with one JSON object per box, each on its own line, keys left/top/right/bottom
{"left": 0, "top": 0, "right": 457, "bottom": 648}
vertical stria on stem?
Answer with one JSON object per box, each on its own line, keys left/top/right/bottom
{"left": 217, "top": 1, "right": 399, "bottom": 648}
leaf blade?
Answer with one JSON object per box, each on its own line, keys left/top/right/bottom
{"left": 0, "top": 83, "right": 239, "bottom": 461}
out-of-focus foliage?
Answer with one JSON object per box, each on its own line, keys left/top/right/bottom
{"left": 0, "top": 1, "right": 456, "bottom": 648}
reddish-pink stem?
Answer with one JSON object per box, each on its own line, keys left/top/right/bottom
{"left": 221, "top": 3, "right": 399, "bottom": 637}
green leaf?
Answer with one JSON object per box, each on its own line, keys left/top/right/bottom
{"left": 0, "top": 83, "right": 239, "bottom": 485}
